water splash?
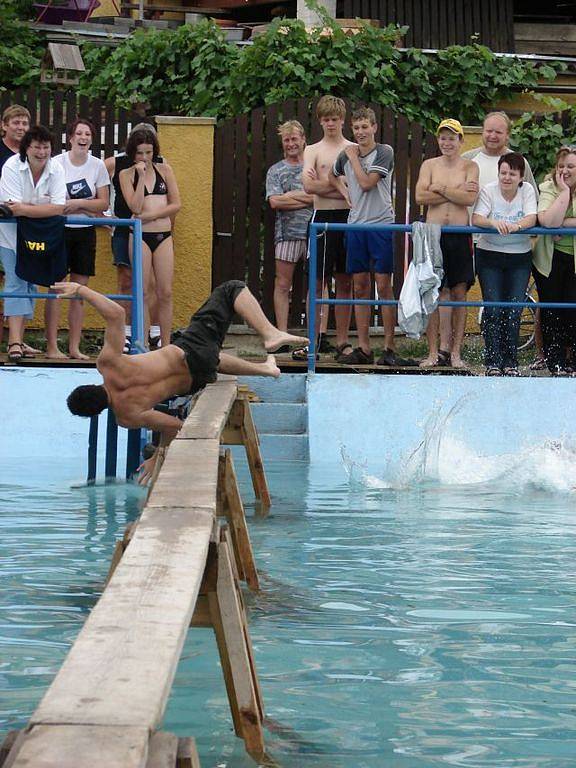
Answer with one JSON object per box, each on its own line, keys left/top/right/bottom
{"left": 341, "top": 396, "right": 576, "bottom": 494}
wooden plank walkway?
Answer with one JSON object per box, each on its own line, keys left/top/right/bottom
{"left": 4, "top": 377, "right": 268, "bottom": 768}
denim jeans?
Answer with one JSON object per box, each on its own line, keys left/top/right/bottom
{"left": 476, "top": 248, "right": 532, "bottom": 369}
{"left": 533, "top": 249, "right": 576, "bottom": 371}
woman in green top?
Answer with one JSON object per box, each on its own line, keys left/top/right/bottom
{"left": 534, "top": 147, "right": 576, "bottom": 375}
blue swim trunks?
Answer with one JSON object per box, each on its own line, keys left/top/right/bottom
{"left": 346, "top": 230, "right": 394, "bottom": 275}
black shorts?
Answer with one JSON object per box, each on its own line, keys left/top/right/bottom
{"left": 66, "top": 227, "right": 97, "bottom": 277}
{"left": 171, "top": 280, "right": 245, "bottom": 395}
{"left": 310, "top": 209, "right": 349, "bottom": 280}
{"left": 440, "top": 233, "right": 474, "bottom": 290}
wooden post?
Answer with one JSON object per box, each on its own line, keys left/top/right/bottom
{"left": 218, "top": 450, "right": 260, "bottom": 591}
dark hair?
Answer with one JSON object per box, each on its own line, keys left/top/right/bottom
{"left": 67, "top": 385, "right": 109, "bottom": 417}
{"left": 498, "top": 152, "right": 525, "bottom": 177}
{"left": 125, "top": 129, "right": 160, "bottom": 162}
{"left": 67, "top": 117, "right": 96, "bottom": 143}
{"left": 19, "top": 125, "right": 54, "bottom": 162}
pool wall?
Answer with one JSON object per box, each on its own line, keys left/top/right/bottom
{"left": 0, "top": 368, "right": 127, "bottom": 469}
{"left": 307, "top": 374, "right": 576, "bottom": 465}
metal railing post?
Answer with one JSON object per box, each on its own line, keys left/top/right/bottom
{"left": 308, "top": 223, "right": 318, "bottom": 374}
{"left": 130, "top": 218, "right": 145, "bottom": 354}
{"left": 87, "top": 415, "right": 98, "bottom": 486}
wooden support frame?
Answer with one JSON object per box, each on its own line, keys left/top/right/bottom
{"left": 221, "top": 395, "right": 271, "bottom": 510}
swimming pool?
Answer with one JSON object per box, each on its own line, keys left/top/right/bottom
{"left": 3, "top": 451, "right": 576, "bottom": 767}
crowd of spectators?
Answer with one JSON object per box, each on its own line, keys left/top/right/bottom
{"left": 0, "top": 108, "right": 180, "bottom": 361}
{"left": 1, "top": 97, "right": 576, "bottom": 377}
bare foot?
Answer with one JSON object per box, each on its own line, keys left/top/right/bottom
{"left": 450, "top": 356, "right": 468, "bottom": 369}
{"left": 69, "top": 349, "right": 90, "bottom": 361}
{"left": 46, "top": 347, "right": 68, "bottom": 360}
{"left": 263, "top": 354, "right": 281, "bottom": 378}
{"left": 419, "top": 356, "right": 438, "bottom": 368}
{"left": 264, "top": 331, "right": 306, "bottom": 353}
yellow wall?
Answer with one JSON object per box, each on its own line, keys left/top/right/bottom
{"left": 29, "top": 117, "right": 216, "bottom": 331}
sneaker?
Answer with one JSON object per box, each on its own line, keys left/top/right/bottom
{"left": 123, "top": 336, "right": 132, "bottom": 355}
{"left": 338, "top": 347, "right": 374, "bottom": 365}
{"left": 503, "top": 367, "right": 521, "bottom": 377}
{"left": 149, "top": 335, "right": 161, "bottom": 351}
{"left": 485, "top": 367, "right": 502, "bottom": 376}
{"left": 376, "top": 349, "right": 419, "bottom": 367}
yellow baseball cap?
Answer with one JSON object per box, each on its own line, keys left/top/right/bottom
{"left": 436, "top": 118, "right": 464, "bottom": 137}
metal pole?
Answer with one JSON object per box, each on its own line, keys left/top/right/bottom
{"left": 105, "top": 409, "right": 118, "bottom": 480}
{"left": 131, "top": 218, "right": 145, "bottom": 354}
{"left": 126, "top": 428, "right": 143, "bottom": 479}
{"left": 308, "top": 223, "right": 318, "bottom": 374}
{"left": 87, "top": 416, "right": 98, "bottom": 485}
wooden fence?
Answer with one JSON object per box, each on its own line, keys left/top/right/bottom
{"left": 337, "top": 0, "right": 515, "bottom": 52}
{"left": 0, "top": 87, "right": 142, "bottom": 157}
{"left": 212, "top": 98, "right": 438, "bottom": 326}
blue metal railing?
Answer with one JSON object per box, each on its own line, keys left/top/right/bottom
{"left": 308, "top": 222, "right": 576, "bottom": 373}
{"left": 0, "top": 215, "right": 145, "bottom": 480}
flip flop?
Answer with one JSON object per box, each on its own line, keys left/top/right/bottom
{"left": 292, "top": 345, "right": 318, "bottom": 361}
{"left": 334, "top": 343, "right": 353, "bottom": 362}
{"left": 436, "top": 349, "right": 452, "bottom": 367}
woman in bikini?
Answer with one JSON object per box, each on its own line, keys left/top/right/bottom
{"left": 119, "top": 128, "right": 181, "bottom": 347}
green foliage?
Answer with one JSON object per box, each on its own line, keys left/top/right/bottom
{"left": 76, "top": 15, "right": 561, "bottom": 134}
{"left": 511, "top": 95, "right": 576, "bottom": 182}
{"left": 79, "top": 21, "right": 239, "bottom": 115}
{"left": 0, "top": 1, "right": 44, "bottom": 87}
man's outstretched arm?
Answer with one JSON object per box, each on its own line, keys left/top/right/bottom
{"left": 52, "top": 281, "right": 125, "bottom": 353}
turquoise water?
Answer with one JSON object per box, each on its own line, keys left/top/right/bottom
{"left": 2, "top": 457, "right": 576, "bottom": 766}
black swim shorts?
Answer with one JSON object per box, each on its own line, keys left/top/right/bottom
{"left": 310, "top": 209, "right": 349, "bottom": 280}
{"left": 171, "top": 280, "right": 245, "bottom": 395}
{"left": 440, "top": 233, "right": 475, "bottom": 290}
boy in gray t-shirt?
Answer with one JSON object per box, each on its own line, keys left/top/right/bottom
{"left": 330, "top": 107, "right": 415, "bottom": 367}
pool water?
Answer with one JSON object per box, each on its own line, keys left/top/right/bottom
{"left": 2, "top": 456, "right": 576, "bottom": 767}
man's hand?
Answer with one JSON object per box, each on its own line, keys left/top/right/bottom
{"left": 462, "top": 180, "right": 479, "bottom": 194}
{"left": 305, "top": 167, "right": 318, "bottom": 181}
{"left": 5, "top": 201, "right": 26, "bottom": 217}
{"left": 137, "top": 454, "right": 157, "bottom": 485}
{"left": 345, "top": 144, "right": 360, "bottom": 160}
{"left": 51, "top": 281, "right": 82, "bottom": 299}
{"left": 429, "top": 183, "right": 445, "bottom": 195}
{"left": 63, "top": 200, "right": 83, "bottom": 215}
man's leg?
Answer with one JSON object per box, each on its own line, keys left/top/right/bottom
{"left": 420, "top": 308, "right": 439, "bottom": 367}
{"left": 233, "top": 284, "right": 304, "bottom": 352}
{"left": 334, "top": 272, "right": 352, "bottom": 349}
{"left": 218, "top": 351, "right": 280, "bottom": 378}
{"left": 274, "top": 258, "right": 296, "bottom": 332}
{"left": 375, "top": 272, "right": 395, "bottom": 350}
{"left": 352, "top": 271, "right": 371, "bottom": 354}
{"left": 450, "top": 282, "right": 468, "bottom": 368}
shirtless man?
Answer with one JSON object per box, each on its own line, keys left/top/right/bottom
{"left": 415, "top": 119, "right": 479, "bottom": 368}
{"left": 302, "top": 96, "right": 354, "bottom": 360}
{"left": 55, "top": 279, "right": 303, "bottom": 480}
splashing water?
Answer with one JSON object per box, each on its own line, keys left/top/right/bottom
{"left": 341, "top": 395, "right": 576, "bottom": 494}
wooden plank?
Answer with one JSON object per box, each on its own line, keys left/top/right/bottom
{"left": 221, "top": 449, "right": 260, "bottom": 590}
{"left": 177, "top": 738, "right": 201, "bottom": 768}
{"left": 393, "top": 114, "right": 409, "bottom": 295}
{"left": 178, "top": 382, "right": 237, "bottom": 439}
{"left": 212, "top": 121, "right": 225, "bottom": 288}
{"left": 214, "top": 538, "right": 264, "bottom": 757}
{"left": 38, "top": 91, "right": 51, "bottom": 130}
{"left": 9, "top": 725, "right": 149, "bottom": 768}
{"left": 218, "top": 119, "right": 235, "bottom": 284}
{"left": 247, "top": 107, "right": 264, "bottom": 298}
{"left": 263, "top": 103, "right": 279, "bottom": 319}
{"left": 231, "top": 113, "right": 248, "bottom": 283}
{"left": 52, "top": 91, "right": 64, "bottom": 154}
{"left": 0, "top": 730, "right": 26, "bottom": 768}
{"left": 240, "top": 398, "right": 271, "bottom": 509}
{"left": 31, "top": 507, "right": 213, "bottom": 730}
{"left": 104, "top": 103, "right": 116, "bottom": 160}
{"left": 146, "top": 731, "right": 178, "bottom": 768}
{"left": 146, "top": 439, "right": 220, "bottom": 510}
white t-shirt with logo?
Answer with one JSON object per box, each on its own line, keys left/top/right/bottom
{"left": 473, "top": 180, "right": 537, "bottom": 254}
{"left": 53, "top": 152, "right": 109, "bottom": 228}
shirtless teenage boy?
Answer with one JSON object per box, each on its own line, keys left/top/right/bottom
{"left": 302, "top": 96, "right": 354, "bottom": 360}
{"left": 415, "top": 119, "right": 479, "bottom": 368}
{"left": 57, "top": 280, "right": 303, "bottom": 481}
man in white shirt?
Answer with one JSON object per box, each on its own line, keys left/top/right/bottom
{"left": 0, "top": 125, "right": 66, "bottom": 360}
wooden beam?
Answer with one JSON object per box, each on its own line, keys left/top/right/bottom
{"left": 145, "top": 731, "right": 178, "bottom": 768}
{"left": 239, "top": 398, "right": 271, "bottom": 509}
{"left": 178, "top": 381, "right": 237, "bottom": 440}
{"left": 177, "top": 738, "right": 201, "bottom": 768}
{"left": 8, "top": 725, "right": 149, "bottom": 768}
{"left": 31, "top": 507, "right": 213, "bottom": 730}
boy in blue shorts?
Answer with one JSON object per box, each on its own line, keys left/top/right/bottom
{"left": 331, "top": 107, "right": 415, "bottom": 366}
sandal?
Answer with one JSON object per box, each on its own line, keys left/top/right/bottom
{"left": 337, "top": 347, "right": 374, "bottom": 365}
{"left": 436, "top": 349, "right": 452, "bottom": 367}
{"left": 485, "top": 367, "right": 502, "bottom": 377}
{"left": 529, "top": 356, "right": 546, "bottom": 371}
{"left": 503, "top": 367, "right": 521, "bottom": 377}
{"left": 7, "top": 342, "right": 24, "bottom": 362}
{"left": 318, "top": 334, "right": 335, "bottom": 354}
{"left": 291, "top": 345, "right": 318, "bottom": 362}
{"left": 334, "top": 343, "right": 353, "bottom": 362}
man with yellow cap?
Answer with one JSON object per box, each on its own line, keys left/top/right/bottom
{"left": 415, "top": 118, "right": 479, "bottom": 368}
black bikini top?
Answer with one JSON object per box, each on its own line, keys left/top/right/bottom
{"left": 133, "top": 164, "right": 167, "bottom": 196}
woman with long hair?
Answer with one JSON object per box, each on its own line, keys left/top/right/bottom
{"left": 533, "top": 146, "right": 576, "bottom": 375}
{"left": 119, "top": 129, "right": 180, "bottom": 348}
{"left": 54, "top": 118, "right": 109, "bottom": 359}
